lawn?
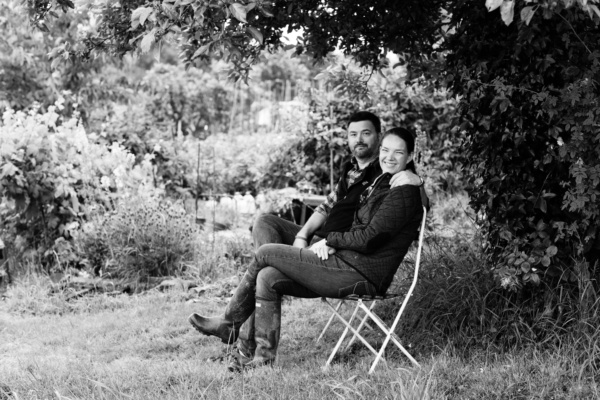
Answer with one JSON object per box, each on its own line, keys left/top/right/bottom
{"left": 1, "top": 281, "right": 599, "bottom": 399}
{"left": 1, "top": 196, "right": 598, "bottom": 399}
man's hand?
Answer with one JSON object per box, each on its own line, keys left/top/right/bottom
{"left": 293, "top": 237, "right": 309, "bottom": 248}
{"left": 390, "top": 170, "right": 423, "bottom": 188}
{"left": 309, "top": 239, "right": 336, "bottom": 260}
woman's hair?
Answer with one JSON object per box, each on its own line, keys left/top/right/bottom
{"left": 381, "top": 127, "right": 417, "bottom": 173}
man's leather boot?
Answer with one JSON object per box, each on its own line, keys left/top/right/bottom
{"left": 188, "top": 271, "right": 256, "bottom": 344}
{"left": 226, "top": 311, "right": 256, "bottom": 372}
{"left": 237, "top": 311, "right": 256, "bottom": 355}
{"left": 247, "top": 299, "right": 281, "bottom": 368}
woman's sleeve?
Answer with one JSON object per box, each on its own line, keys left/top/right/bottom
{"left": 325, "top": 186, "right": 421, "bottom": 254}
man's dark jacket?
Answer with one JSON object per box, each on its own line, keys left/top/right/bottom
{"left": 318, "top": 160, "right": 381, "bottom": 235}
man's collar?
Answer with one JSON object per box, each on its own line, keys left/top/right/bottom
{"left": 351, "top": 156, "right": 379, "bottom": 170}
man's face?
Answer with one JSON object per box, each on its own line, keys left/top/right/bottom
{"left": 347, "top": 120, "right": 379, "bottom": 161}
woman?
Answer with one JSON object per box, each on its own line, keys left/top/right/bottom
{"left": 189, "top": 127, "right": 424, "bottom": 371}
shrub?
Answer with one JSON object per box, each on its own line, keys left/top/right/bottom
{"left": 383, "top": 233, "right": 598, "bottom": 357}
{"left": 0, "top": 99, "right": 157, "bottom": 271}
{"left": 75, "top": 196, "right": 199, "bottom": 279}
{"left": 443, "top": 1, "right": 600, "bottom": 288}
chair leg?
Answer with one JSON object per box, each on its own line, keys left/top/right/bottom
{"left": 356, "top": 303, "right": 420, "bottom": 373}
{"left": 323, "top": 299, "right": 384, "bottom": 370}
{"left": 344, "top": 300, "right": 378, "bottom": 351}
{"left": 316, "top": 298, "right": 345, "bottom": 343}
{"left": 324, "top": 300, "right": 361, "bottom": 368}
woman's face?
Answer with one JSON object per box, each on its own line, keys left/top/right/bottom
{"left": 379, "top": 134, "right": 413, "bottom": 175}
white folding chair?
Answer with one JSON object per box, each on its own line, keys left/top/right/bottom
{"left": 317, "top": 206, "right": 427, "bottom": 374}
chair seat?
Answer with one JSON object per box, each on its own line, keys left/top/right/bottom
{"left": 340, "top": 293, "right": 400, "bottom": 302}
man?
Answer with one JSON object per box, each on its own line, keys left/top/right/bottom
{"left": 189, "top": 111, "right": 425, "bottom": 370}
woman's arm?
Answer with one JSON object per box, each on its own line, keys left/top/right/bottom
{"left": 326, "top": 185, "right": 421, "bottom": 254}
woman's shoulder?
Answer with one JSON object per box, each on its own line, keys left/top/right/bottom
{"left": 387, "top": 184, "right": 422, "bottom": 203}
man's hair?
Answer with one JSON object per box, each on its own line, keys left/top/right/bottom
{"left": 347, "top": 111, "right": 381, "bottom": 133}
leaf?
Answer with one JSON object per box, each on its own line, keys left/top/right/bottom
{"left": 530, "top": 273, "right": 541, "bottom": 285}
{"left": 485, "top": 0, "right": 504, "bottom": 12}
{"left": 247, "top": 26, "right": 263, "bottom": 44}
{"left": 230, "top": 3, "right": 248, "bottom": 23}
{"left": 192, "top": 43, "right": 211, "bottom": 59}
{"left": 0, "top": 162, "right": 18, "bottom": 179}
{"left": 140, "top": 30, "right": 156, "bottom": 53}
{"left": 535, "top": 197, "right": 547, "bottom": 213}
{"left": 520, "top": 6, "right": 535, "bottom": 25}
{"left": 132, "top": 6, "right": 154, "bottom": 26}
{"left": 501, "top": 0, "right": 515, "bottom": 25}
{"left": 541, "top": 256, "right": 551, "bottom": 267}
{"left": 546, "top": 245, "right": 558, "bottom": 257}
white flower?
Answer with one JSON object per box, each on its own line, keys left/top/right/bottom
{"left": 100, "top": 176, "right": 111, "bottom": 189}
{"left": 500, "top": 276, "right": 512, "bottom": 289}
{"left": 557, "top": 137, "right": 564, "bottom": 147}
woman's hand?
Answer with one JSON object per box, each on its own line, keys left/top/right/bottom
{"left": 309, "top": 239, "right": 336, "bottom": 260}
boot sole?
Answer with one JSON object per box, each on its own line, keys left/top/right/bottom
{"left": 188, "top": 314, "right": 237, "bottom": 344}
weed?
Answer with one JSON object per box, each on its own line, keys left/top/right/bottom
{"left": 75, "top": 196, "right": 199, "bottom": 279}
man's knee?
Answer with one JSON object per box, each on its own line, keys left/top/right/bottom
{"left": 256, "top": 267, "right": 284, "bottom": 301}
{"left": 252, "top": 214, "right": 279, "bottom": 240}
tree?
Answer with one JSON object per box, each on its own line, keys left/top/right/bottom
{"left": 27, "top": 0, "right": 600, "bottom": 288}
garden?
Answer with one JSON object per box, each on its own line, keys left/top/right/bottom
{"left": 1, "top": 0, "right": 600, "bottom": 398}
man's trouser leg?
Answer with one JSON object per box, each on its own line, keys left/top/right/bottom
{"left": 237, "top": 214, "right": 301, "bottom": 356}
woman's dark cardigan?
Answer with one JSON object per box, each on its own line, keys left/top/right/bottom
{"left": 325, "top": 173, "right": 423, "bottom": 294}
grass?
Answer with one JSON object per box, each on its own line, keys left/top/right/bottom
{"left": 1, "top": 280, "right": 599, "bottom": 399}
{"left": 1, "top": 192, "right": 599, "bottom": 399}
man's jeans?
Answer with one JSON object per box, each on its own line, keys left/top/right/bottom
{"left": 236, "top": 214, "right": 374, "bottom": 355}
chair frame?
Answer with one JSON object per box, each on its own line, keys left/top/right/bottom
{"left": 317, "top": 206, "right": 427, "bottom": 373}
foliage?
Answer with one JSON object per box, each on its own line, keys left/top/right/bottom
{"left": 75, "top": 196, "right": 199, "bottom": 278}
{"left": 381, "top": 232, "right": 599, "bottom": 357}
{"left": 29, "top": 0, "right": 599, "bottom": 82}
{"left": 0, "top": 99, "right": 156, "bottom": 270}
{"left": 20, "top": 0, "right": 600, "bottom": 293}
{"left": 178, "top": 131, "right": 290, "bottom": 196}
{"left": 33, "top": 0, "right": 443, "bottom": 81}
{"left": 141, "top": 63, "right": 232, "bottom": 137}
{"left": 0, "top": 0, "right": 131, "bottom": 125}
{"left": 261, "top": 60, "right": 461, "bottom": 195}
{"left": 442, "top": 1, "right": 600, "bottom": 288}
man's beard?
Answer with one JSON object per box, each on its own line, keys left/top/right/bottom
{"left": 353, "top": 144, "right": 375, "bottom": 159}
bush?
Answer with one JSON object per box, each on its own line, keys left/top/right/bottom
{"left": 0, "top": 99, "right": 157, "bottom": 271}
{"left": 443, "top": 1, "right": 600, "bottom": 288}
{"left": 75, "top": 196, "right": 199, "bottom": 279}
{"left": 383, "top": 233, "right": 598, "bottom": 357}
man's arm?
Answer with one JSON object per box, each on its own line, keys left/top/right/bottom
{"left": 293, "top": 180, "right": 340, "bottom": 248}
{"left": 390, "top": 170, "right": 429, "bottom": 210}
{"left": 389, "top": 170, "right": 422, "bottom": 187}
{"left": 293, "top": 212, "right": 327, "bottom": 248}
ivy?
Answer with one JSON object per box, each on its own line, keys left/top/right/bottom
{"left": 444, "top": 1, "right": 600, "bottom": 288}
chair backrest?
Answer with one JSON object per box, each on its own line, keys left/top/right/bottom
{"left": 389, "top": 205, "right": 427, "bottom": 329}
